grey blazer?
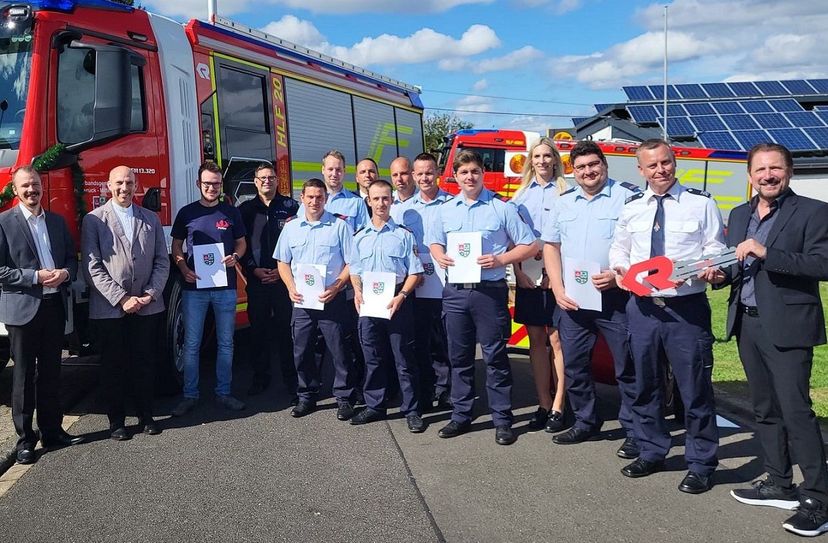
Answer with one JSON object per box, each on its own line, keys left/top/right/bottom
{"left": 81, "top": 200, "right": 169, "bottom": 319}
{"left": 0, "top": 206, "right": 77, "bottom": 326}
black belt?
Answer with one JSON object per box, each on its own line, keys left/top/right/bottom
{"left": 454, "top": 279, "right": 506, "bottom": 290}
{"left": 42, "top": 293, "right": 62, "bottom": 300}
{"left": 741, "top": 304, "right": 759, "bottom": 317}
{"left": 643, "top": 292, "right": 705, "bottom": 308}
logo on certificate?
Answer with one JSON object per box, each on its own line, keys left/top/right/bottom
{"left": 574, "top": 270, "right": 589, "bottom": 284}
{"left": 372, "top": 282, "right": 385, "bottom": 295}
{"left": 423, "top": 263, "right": 434, "bottom": 275}
{"left": 203, "top": 253, "right": 215, "bottom": 266}
{"left": 304, "top": 274, "right": 315, "bottom": 286}
{"left": 458, "top": 243, "right": 471, "bottom": 258}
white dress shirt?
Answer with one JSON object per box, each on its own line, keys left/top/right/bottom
{"left": 111, "top": 201, "right": 134, "bottom": 241}
{"left": 19, "top": 203, "right": 58, "bottom": 294}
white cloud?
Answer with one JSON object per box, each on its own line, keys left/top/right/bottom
{"left": 261, "top": 16, "right": 325, "bottom": 48}
{"left": 473, "top": 79, "right": 489, "bottom": 92}
{"left": 318, "top": 25, "right": 500, "bottom": 66}
{"left": 441, "top": 46, "right": 543, "bottom": 74}
{"left": 456, "top": 95, "right": 494, "bottom": 113}
{"left": 142, "top": 0, "right": 492, "bottom": 18}
{"left": 551, "top": 0, "right": 828, "bottom": 89}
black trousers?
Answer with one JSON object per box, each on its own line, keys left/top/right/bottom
{"left": 9, "top": 296, "right": 65, "bottom": 449}
{"left": 413, "top": 296, "right": 450, "bottom": 404}
{"left": 96, "top": 313, "right": 160, "bottom": 428}
{"left": 247, "top": 282, "right": 297, "bottom": 394}
{"left": 738, "top": 310, "right": 828, "bottom": 503}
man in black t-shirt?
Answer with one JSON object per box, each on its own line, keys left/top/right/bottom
{"left": 170, "top": 161, "right": 247, "bottom": 416}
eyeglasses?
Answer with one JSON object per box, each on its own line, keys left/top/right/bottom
{"left": 573, "top": 160, "right": 604, "bottom": 173}
{"left": 256, "top": 175, "right": 277, "bottom": 181}
{"left": 200, "top": 182, "right": 222, "bottom": 189}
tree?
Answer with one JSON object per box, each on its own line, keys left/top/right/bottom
{"left": 111, "top": 0, "right": 135, "bottom": 5}
{"left": 423, "top": 112, "right": 473, "bottom": 154}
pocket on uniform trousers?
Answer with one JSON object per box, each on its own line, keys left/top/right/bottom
{"left": 696, "top": 335, "right": 715, "bottom": 371}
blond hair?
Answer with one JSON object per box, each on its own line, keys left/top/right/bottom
{"left": 514, "top": 137, "right": 566, "bottom": 199}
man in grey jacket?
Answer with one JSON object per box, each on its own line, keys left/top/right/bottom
{"left": 82, "top": 166, "right": 169, "bottom": 440}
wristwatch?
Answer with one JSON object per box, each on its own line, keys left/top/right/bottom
{"left": 400, "top": 289, "right": 410, "bottom": 298}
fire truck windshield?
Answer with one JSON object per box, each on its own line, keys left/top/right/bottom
{"left": 0, "top": 33, "right": 32, "bottom": 151}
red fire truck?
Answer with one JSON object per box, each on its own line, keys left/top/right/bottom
{"left": 0, "top": 0, "right": 424, "bottom": 378}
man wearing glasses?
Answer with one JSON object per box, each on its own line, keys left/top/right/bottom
{"left": 171, "top": 161, "right": 247, "bottom": 416}
{"left": 239, "top": 163, "right": 299, "bottom": 400}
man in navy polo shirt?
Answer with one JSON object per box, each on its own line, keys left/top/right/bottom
{"left": 171, "top": 161, "right": 247, "bottom": 416}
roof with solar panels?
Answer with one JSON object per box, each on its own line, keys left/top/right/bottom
{"left": 572, "top": 79, "right": 828, "bottom": 154}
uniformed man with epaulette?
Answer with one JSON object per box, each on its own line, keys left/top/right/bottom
{"left": 541, "top": 141, "right": 639, "bottom": 457}
{"left": 390, "top": 156, "right": 417, "bottom": 209}
{"left": 239, "top": 163, "right": 299, "bottom": 399}
{"left": 274, "top": 178, "right": 357, "bottom": 420}
{"left": 393, "top": 152, "right": 453, "bottom": 411}
{"left": 428, "top": 149, "right": 538, "bottom": 446}
{"left": 609, "top": 138, "right": 725, "bottom": 494}
{"left": 348, "top": 179, "right": 425, "bottom": 431}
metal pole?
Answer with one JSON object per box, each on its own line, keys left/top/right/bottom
{"left": 662, "top": 5, "right": 668, "bottom": 141}
{"left": 208, "top": 0, "right": 217, "bottom": 22}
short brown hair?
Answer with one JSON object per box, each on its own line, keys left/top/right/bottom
{"left": 12, "top": 165, "right": 40, "bottom": 184}
{"left": 322, "top": 149, "right": 346, "bottom": 165}
{"left": 302, "top": 178, "right": 327, "bottom": 193}
{"left": 198, "top": 160, "right": 222, "bottom": 181}
{"left": 413, "top": 152, "right": 438, "bottom": 168}
{"left": 254, "top": 163, "right": 275, "bottom": 177}
{"left": 367, "top": 179, "right": 392, "bottom": 194}
{"left": 635, "top": 139, "right": 674, "bottom": 162}
{"left": 453, "top": 149, "right": 483, "bottom": 172}
{"left": 747, "top": 143, "right": 793, "bottom": 171}
{"left": 569, "top": 141, "right": 607, "bottom": 166}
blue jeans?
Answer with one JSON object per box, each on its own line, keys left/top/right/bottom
{"left": 182, "top": 288, "right": 237, "bottom": 399}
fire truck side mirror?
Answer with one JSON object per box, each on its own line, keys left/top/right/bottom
{"left": 91, "top": 47, "right": 139, "bottom": 142}
{"left": 142, "top": 187, "right": 162, "bottom": 212}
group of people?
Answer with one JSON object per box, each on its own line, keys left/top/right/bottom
{"left": 0, "top": 138, "right": 826, "bottom": 538}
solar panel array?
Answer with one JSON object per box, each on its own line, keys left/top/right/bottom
{"left": 616, "top": 79, "right": 828, "bottom": 151}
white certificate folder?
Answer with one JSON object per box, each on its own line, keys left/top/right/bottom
{"left": 446, "top": 231, "right": 482, "bottom": 284}
{"left": 193, "top": 243, "right": 227, "bottom": 289}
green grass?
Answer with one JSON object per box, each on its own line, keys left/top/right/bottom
{"left": 709, "top": 284, "right": 828, "bottom": 421}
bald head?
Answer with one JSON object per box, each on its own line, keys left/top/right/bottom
{"left": 108, "top": 165, "right": 136, "bottom": 208}
{"left": 390, "top": 156, "right": 414, "bottom": 199}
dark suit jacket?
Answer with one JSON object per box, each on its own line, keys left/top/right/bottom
{"left": 0, "top": 205, "right": 77, "bottom": 326}
{"left": 722, "top": 189, "right": 828, "bottom": 348}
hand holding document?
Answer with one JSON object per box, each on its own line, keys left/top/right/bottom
{"left": 416, "top": 253, "right": 446, "bottom": 299}
{"left": 521, "top": 253, "right": 545, "bottom": 287}
{"left": 294, "top": 263, "right": 326, "bottom": 310}
{"left": 563, "top": 257, "right": 602, "bottom": 312}
{"left": 446, "top": 231, "right": 482, "bottom": 283}
{"left": 360, "top": 271, "right": 396, "bottom": 319}
{"left": 193, "top": 243, "right": 227, "bottom": 289}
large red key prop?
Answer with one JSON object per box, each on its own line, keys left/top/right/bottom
{"left": 620, "top": 256, "right": 677, "bottom": 297}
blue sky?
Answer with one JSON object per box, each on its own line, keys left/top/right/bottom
{"left": 143, "top": 0, "right": 828, "bottom": 132}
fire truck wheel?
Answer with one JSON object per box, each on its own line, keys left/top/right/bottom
{"left": 158, "top": 277, "right": 185, "bottom": 395}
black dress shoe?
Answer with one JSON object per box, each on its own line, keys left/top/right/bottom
{"left": 678, "top": 471, "right": 712, "bottom": 494}
{"left": 438, "top": 420, "right": 471, "bottom": 439}
{"left": 350, "top": 407, "right": 385, "bottom": 425}
{"left": 336, "top": 402, "right": 355, "bottom": 421}
{"left": 527, "top": 407, "right": 549, "bottom": 431}
{"left": 41, "top": 430, "right": 85, "bottom": 448}
{"left": 406, "top": 414, "right": 426, "bottom": 433}
{"left": 16, "top": 447, "right": 36, "bottom": 464}
{"left": 616, "top": 437, "right": 640, "bottom": 459}
{"left": 110, "top": 427, "right": 131, "bottom": 441}
{"left": 552, "top": 426, "right": 598, "bottom": 445}
{"left": 544, "top": 410, "right": 565, "bottom": 433}
{"left": 621, "top": 458, "right": 664, "bottom": 478}
{"left": 143, "top": 421, "right": 162, "bottom": 436}
{"left": 435, "top": 390, "right": 453, "bottom": 410}
{"left": 495, "top": 425, "right": 516, "bottom": 446}
{"left": 291, "top": 401, "right": 316, "bottom": 418}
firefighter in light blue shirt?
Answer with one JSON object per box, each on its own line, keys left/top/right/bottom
{"left": 297, "top": 150, "right": 369, "bottom": 232}
{"left": 427, "top": 150, "right": 537, "bottom": 446}
{"left": 348, "top": 179, "right": 425, "bottom": 432}
{"left": 541, "top": 141, "right": 641, "bottom": 457}
{"left": 274, "top": 178, "right": 357, "bottom": 422}
{"left": 392, "top": 153, "right": 454, "bottom": 411}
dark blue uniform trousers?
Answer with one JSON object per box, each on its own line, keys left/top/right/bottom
{"left": 291, "top": 291, "right": 354, "bottom": 403}
{"left": 358, "top": 298, "right": 419, "bottom": 415}
{"left": 627, "top": 293, "right": 718, "bottom": 475}
{"left": 558, "top": 289, "right": 635, "bottom": 434}
{"left": 413, "top": 295, "right": 451, "bottom": 404}
{"left": 443, "top": 282, "right": 513, "bottom": 426}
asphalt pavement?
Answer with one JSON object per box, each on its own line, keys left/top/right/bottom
{"left": 0, "top": 349, "right": 819, "bottom": 542}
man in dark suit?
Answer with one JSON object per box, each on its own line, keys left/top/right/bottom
{"left": 712, "top": 143, "right": 828, "bottom": 537}
{"left": 0, "top": 166, "right": 84, "bottom": 464}
{"left": 82, "top": 166, "right": 170, "bottom": 441}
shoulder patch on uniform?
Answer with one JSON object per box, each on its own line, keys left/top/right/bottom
{"left": 625, "top": 192, "right": 645, "bottom": 204}
{"left": 561, "top": 186, "right": 577, "bottom": 196}
{"left": 619, "top": 182, "right": 641, "bottom": 193}
{"left": 285, "top": 215, "right": 297, "bottom": 223}
{"left": 286, "top": 198, "right": 298, "bottom": 208}
{"left": 686, "top": 187, "right": 711, "bottom": 198}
